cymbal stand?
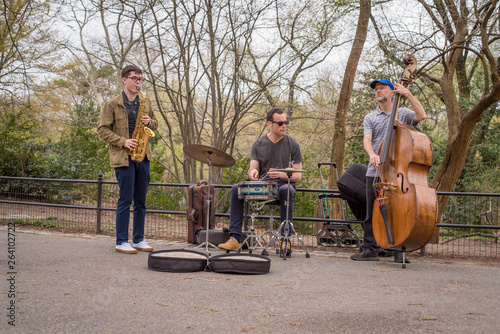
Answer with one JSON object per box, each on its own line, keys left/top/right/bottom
{"left": 194, "top": 156, "right": 218, "bottom": 255}
{"left": 236, "top": 200, "right": 272, "bottom": 256}
{"left": 275, "top": 171, "right": 310, "bottom": 260}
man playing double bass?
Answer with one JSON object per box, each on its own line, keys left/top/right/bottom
{"left": 351, "top": 79, "right": 426, "bottom": 263}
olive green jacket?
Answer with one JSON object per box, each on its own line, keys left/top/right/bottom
{"left": 97, "top": 93, "right": 158, "bottom": 168}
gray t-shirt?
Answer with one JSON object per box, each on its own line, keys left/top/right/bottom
{"left": 250, "top": 134, "right": 302, "bottom": 179}
{"left": 363, "top": 107, "right": 417, "bottom": 177}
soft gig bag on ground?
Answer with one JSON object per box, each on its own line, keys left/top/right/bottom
{"left": 208, "top": 253, "right": 271, "bottom": 274}
{"left": 187, "top": 181, "right": 215, "bottom": 243}
{"left": 148, "top": 249, "right": 209, "bottom": 273}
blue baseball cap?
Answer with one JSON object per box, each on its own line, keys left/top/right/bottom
{"left": 370, "top": 79, "right": 394, "bottom": 90}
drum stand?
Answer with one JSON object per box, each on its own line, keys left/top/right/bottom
{"left": 194, "top": 157, "right": 218, "bottom": 254}
{"left": 236, "top": 200, "right": 271, "bottom": 256}
{"left": 267, "top": 170, "right": 310, "bottom": 260}
{"left": 183, "top": 144, "right": 235, "bottom": 255}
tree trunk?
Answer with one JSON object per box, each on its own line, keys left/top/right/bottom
{"left": 431, "top": 83, "right": 500, "bottom": 212}
{"left": 328, "top": 0, "right": 371, "bottom": 190}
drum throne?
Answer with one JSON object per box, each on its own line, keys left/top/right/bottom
{"left": 237, "top": 199, "right": 279, "bottom": 256}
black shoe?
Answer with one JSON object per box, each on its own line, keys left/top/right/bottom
{"left": 394, "top": 252, "right": 410, "bottom": 263}
{"left": 351, "top": 250, "right": 379, "bottom": 261}
{"left": 377, "top": 248, "right": 396, "bottom": 257}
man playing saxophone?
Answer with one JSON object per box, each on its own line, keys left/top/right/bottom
{"left": 98, "top": 65, "right": 158, "bottom": 254}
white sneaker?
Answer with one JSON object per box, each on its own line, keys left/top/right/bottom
{"left": 115, "top": 242, "right": 138, "bottom": 254}
{"left": 133, "top": 240, "right": 154, "bottom": 252}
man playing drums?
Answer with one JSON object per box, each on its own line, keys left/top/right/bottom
{"left": 218, "top": 108, "right": 303, "bottom": 256}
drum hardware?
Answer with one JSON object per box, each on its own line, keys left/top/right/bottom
{"left": 316, "top": 162, "right": 360, "bottom": 248}
{"left": 236, "top": 181, "right": 279, "bottom": 256}
{"left": 258, "top": 204, "right": 281, "bottom": 255}
{"left": 236, "top": 200, "right": 275, "bottom": 256}
{"left": 183, "top": 144, "right": 236, "bottom": 168}
{"left": 183, "top": 144, "right": 236, "bottom": 254}
{"left": 273, "top": 167, "right": 307, "bottom": 174}
{"left": 237, "top": 181, "right": 278, "bottom": 201}
{"left": 271, "top": 167, "right": 310, "bottom": 260}
{"left": 238, "top": 177, "right": 280, "bottom": 254}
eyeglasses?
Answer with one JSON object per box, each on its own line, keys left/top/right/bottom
{"left": 125, "top": 76, "right": 143, "bottom": 83}
{"left": 271, "top": 120, "right": 289, "bottom": 126}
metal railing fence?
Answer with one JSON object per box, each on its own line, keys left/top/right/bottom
{"left": 0, "top": 175, "right": 499, "bottom": 258}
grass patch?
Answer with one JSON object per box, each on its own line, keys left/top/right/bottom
{"left": 12, "top": 218, "right": 64, "bottom": 228}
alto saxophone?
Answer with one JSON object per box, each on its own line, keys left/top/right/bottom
{"left": 131, "top": 89, "right": 155, "bottom": 162}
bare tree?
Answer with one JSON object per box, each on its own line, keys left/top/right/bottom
{"left": 273, "top": 0, "right": 349, "bottom": 117}
{"left": 56, "top": 0, "right": 149, "bottom": 105}
{"left": 0, "top": 0, "right": 57, "bottom": 103}
{"left": 136, "top": 0, "right": 273, "bottom": 185}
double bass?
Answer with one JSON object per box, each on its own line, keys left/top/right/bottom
{"left": 372, "top": 55, "right": 438, "bottom": 256}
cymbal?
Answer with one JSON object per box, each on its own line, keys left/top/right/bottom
{"left": 183, "top": 144, "right": 236, "bottom": 167}
{"left": 273, "top": 167, "right": 307, "bottom": 173}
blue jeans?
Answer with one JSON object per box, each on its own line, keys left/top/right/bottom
{"left": 114, "top": 157, "right": 150, "bottom": 245}
{"left": 228, "top": 182, "right": 296, "bottom": 242}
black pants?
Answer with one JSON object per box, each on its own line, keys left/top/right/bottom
{"left": 362, "top": 176, "right": 378, "bottom": 251}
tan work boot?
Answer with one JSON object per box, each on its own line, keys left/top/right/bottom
{"left": 280, "top": 241, "right": 292, "bottom": 257}
{"left": 218, "top": 237, "right": 241, "bottom": 251}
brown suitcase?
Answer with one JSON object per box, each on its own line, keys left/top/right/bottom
{"left": 187, "top": 183, "right": 216, "bottom": 243}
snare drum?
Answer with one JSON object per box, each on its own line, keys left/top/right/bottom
{"left": 238, "top": 181, "right": 278, "bottom": 201}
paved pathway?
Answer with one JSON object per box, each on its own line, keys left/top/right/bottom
{"left": 1, "top": 226, "right": 500, "bottom": 333}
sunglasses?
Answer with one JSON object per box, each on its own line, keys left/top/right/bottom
{"left": 271, "top": 120, "right": 289, "bottom": 126}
